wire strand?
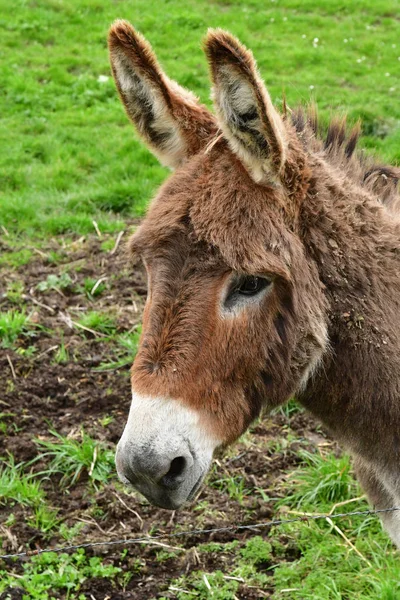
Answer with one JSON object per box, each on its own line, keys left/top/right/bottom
{"left": 1, "top": 506, "right": 399, "bottom": 560}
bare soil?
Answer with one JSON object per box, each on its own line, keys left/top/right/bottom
{"left": 0, "top": 231, "right": 334, "bottom": 599}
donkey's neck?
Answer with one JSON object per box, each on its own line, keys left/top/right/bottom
{"left": 301, "top": 156, "right": 400, "bottom": 313}
{"left": 298, "top": 160, "right": 400, "bottom": 465}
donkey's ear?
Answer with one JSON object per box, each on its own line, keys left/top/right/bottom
{"left": 204, "top": 30, "right": 287, "bottom": 183}
{"left": 108, "top": 21, "right": 216, "bottom": 168}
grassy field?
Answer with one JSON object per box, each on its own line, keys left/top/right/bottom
{"left": 1, "top": 0, "right": 399, "bottom": 240}
{"left": 1, "top": 0, "right": 400, "bottom": 598}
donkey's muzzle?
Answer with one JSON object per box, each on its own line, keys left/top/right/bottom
{"left": 115, "top": 391, "right": 220, "bottom": 510}
{"left": 116, "top": 443, "right": 201, "bottom": 509}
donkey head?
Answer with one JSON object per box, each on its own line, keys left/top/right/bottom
{"left": 109, "top": 21, "right": 328, "bottom": 509}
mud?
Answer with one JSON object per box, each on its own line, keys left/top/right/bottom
{"left": 0, "top": 231, "right": 334, "bottom": 599}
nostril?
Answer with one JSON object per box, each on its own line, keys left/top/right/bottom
{"left": 160, "top": 456, "right": 187, "bottom": 488}
{"left": 168, "top": 456, "right": 187, "bottom": 478}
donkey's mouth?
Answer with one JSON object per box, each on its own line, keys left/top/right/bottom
{"left": 187, "top": 473, "right": 204, "bottom": 503}
{"left": 117, "top": 458, "right": 209, "bottom": 510}
{"left": 139, "top": 478, "right": 205, "bottom": 510}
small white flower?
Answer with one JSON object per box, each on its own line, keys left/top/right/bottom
{"left": 283, "top": 16, "right": 287, "bottom": 21}
{"left": 314, "top": 37, "right": 319, "bottom": 42}
{"left": 385, "top": 72, "right": 390, "bottom": 77}
{"left": 98, "top": 75, "right": 109, "bottom": 83}
{"left": 366, "top": 25, "right": 371, "bottom": 30}
{"left": 309, "top": 85, "right": 315, "bottom": 90}
{"left": 344, "top": 38, "right": 348, "bottom": 43}
{"left": 270, "top": 17, "right": 275, "bottom": 22}
{"left": 356, "top": 58, "right": 362, "bottom": 63}
{"left": 389, "top": 87, "right": 396, "bottom": 92}
{"left": 302, "top": 34, "right": 307, "bottom": 39}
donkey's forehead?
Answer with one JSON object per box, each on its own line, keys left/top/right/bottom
{"left": 132, "top": 143, "right": 294, "bottom": 273}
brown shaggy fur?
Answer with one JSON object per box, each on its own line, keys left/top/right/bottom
{"left": 108, "top": 21, "right": 400, "bottom": 544}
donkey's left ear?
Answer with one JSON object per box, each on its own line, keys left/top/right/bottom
{"left": 204, "top": 30, "right": 287, "bottom": 183}
{"left": 109, "top": 20, "right": 216, "bottom": 168}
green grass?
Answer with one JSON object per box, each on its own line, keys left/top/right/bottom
{"left": 35, "top": 429, "right": 115, "bottom": 488}
{"left": 53, "top": 336, "right": 70, "bottom": 363}
{"left": 82, "top": 276, "right": 107, "bottom": 298}
{"left": 163, "top": 448, "right": 400, "bottom": 600}
{"left": 0, "top": 549, "right": 121, "bottom": 599}
{"left": 0, "top": 248, "right": 33, "bottom": 267}
{"left": 97, "top": 328, "right": 141, "bottom": 369}
{"left": 0, "top": 456, "right": 46, "bottom": 507}
{"left": 280, "top": 449, "right": 356, "bottom": 508}
{"left": 210, "top": 473, "right": 250, "bottom": 504}
{"left": 268, "top": 449, "right": 400, "bottom": 599}
{"left": 1, "top": 0, "right": 399, "bottom": 242}
{"left": 4, "top": 281, "right": 25, "bottom": 304}
{"left": 76, "top": 310, "right": 117, "bottom": 336}
{"left": 0, "top": 456, "right": 60, "bottom": 534}
{"left": 0, "top": 309, "right": 34, "bottom": 348}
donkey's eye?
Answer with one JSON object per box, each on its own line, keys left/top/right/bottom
{"left": 224, "top": 275, "right": 271, "bottom": 311}
{"left": 237, "top": 276, "right": 266, "bottom": 295}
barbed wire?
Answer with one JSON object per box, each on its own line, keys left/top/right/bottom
{"left": 1, "top": 506, "right": 399, "bottom": 561}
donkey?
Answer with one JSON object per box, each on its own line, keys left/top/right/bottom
{"left": 108, "top": 21, "right": 400, "bottom": 546}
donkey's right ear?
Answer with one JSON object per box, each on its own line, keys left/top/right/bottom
{"left": 108, "top": 21, "right": 216, "bottom": 168}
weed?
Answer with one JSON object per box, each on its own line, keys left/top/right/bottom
{"left": 199, "top": 541, "right": 239, "bottom": 554}
{"left": 35, "top": 429, "right": 115, "bottom": 488}
{"left": 211, "top": 474, "right": 249, "bottom": 504}
{"left": 240, "top": 536, "right": 273, "bottom": 567}
{"left": 76, "top": 310, "right": 116, "bottom": 336}
{"left": 272, "top": 397, "right": 303, "bottom": 420}
{"left": 59, "top": 521, "right": 86, "bottom": 542}
{"left": 0, "top": 249, "right": 33, "bottom": 268}
{"left": 37, "top": 272, "right": 74, "bottom": 293}
{"left": 54, "top": 338, "right": 70, "bottom": 363}
{"left": 97, "top": 327, "right": 141, "bottom": 369}
{"left": 15, "top": 344, "right": 37, "bottom": 357}
{"left": 28, "top": 503, "right": 60, "bottom": 533}
{"left": 0, "top": 309, "right": 33, "bottom": 348}
{"left": 156, "top": 549, "right": 182, "bottom": 563}
{"left": 0, "top": 549, "right": 121, "bottom": 598}
{"left": 0, "top": 456, "right": 45, "bottom": 507}
{"left": 0, "top": 412, "right": 15, "bottom": 435}
{"left": 82, "top": 276, "right": 107, "bottom": 298}
{"left": 5, "top": 513, "right": 16, "bottom": 527}
{"left": 100, "top": 239, "right": 115, "bottom": 252}
{"left": 4, "top": 280, "right": 24, "bottom": 304}
{"left": 166, "top": 570, "right": 239, "bottom": 600}
{"left": 99, "top": 415, "right": 114, "bottom": 427}
{"left": 281, "top": 450, "right": 356, "bottom": 509}
{"left": 46, "top": 250, "right": 66, "bottom": 264}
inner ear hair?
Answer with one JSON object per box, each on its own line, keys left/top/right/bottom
{"left": 204, "top": 29, "right": 287, "bottom": 182}
{"left": 108, "top": 20, "right": 216, "bottom": 168}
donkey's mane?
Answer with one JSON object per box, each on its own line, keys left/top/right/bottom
{"left": 291, "top": 106, "right": 400, "bottom": 208}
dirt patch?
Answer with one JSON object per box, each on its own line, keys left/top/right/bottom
{"left": 0, "top": 232, "right": 335, "bottom": 599}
